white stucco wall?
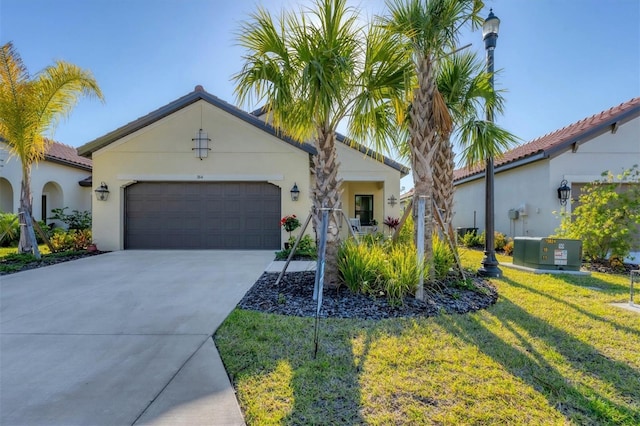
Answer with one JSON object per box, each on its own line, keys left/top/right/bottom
{"left": 0, "top": 143, "right": 92, "bottom": 223}
{"left": 90, "top": 99, "right": 404, "bottom": 251}
{"left": 453, "top": 115, "right": 640, "bottom": 240}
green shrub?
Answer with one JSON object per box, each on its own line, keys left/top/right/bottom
{"left": 494, "top": 231, "right": 508, "bottom": 251}
{"left": 275, "top": 234, "right": 317, "bottom": 260}
{"left": 338, "top": 235, "right": 434, "bottom": 305}
{"left": 50, "top": 229, "right": 92, "bottom": 252}
{"left": 380, "top": 244, "right": 422, "bottom": 305}
{"left": 48, "top": 207, "right": 91, "bottom": 230}
{"left": 503, "top": 239, "right": 514, "bottom": 256}
{"left": 555, "top": 165, "right": 640, "bottom": 261}
{"left": 337, "top": 239, "right": 383, "bottom": 294}
{"left": 460, "top": 230, "right": 482, "bottom": 248}
{"left": 0, "top": 213, "right": 20, "bottom": 247}
{"left": 396, "top": 213, "right": 414, "bottom": 245}
{"left": 432, "top": 234, "right": 455, "bottom": 279}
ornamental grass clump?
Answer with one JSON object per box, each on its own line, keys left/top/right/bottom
{"left": 379, "top": 244, "right": 423, "bottom": 305}
{"left": 432, "top": 234, "right": 455, "bottom": 279}
{"left": 337, "top": 239, "right": 384, "bottom": 294}
{"left": 338, "top": 237, "right": 426, "bottom": 305}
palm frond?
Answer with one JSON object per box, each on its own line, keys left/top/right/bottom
{"left": 34, "top": 61, "right": 104, "bottom": 139}
{"left": 457, "top": 119, "right": 520, "bottom": 167}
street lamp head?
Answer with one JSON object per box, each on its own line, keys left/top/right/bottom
{"left": 483, "top": 9, "right": 500, "bottom": 50}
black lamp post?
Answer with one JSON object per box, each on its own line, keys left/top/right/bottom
{"left": 478, "top": 9, "right": 502, "bottom": 278}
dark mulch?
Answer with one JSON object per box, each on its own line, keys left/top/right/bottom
{"left": 582, "top": 260, "right": 639, "bottom": 275}
{"left": 238, "top": 271, "right": 498, "bottom": 320}
{"left": 0, "top": 251, "right": 106, "bottom": 275}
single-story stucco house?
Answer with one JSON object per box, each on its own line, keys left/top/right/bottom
{"left": 452, "top": 97, "right": 640, "bottom": 252}
{"left": 0, "top": 140, "right": 92, "bottom": 226}
{"left": 77, "top": 86, "right": 408, "bottom": 251}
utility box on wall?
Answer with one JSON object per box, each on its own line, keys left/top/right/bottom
{"left": 513, "top": 237, "right": 582, "bottom": 271}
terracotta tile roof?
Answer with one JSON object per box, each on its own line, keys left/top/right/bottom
{"left": 400, "top": 187, "right": 414, "bottom": 201}
{"left": 45, "top": 140, "right": 92, "bottom": 170}
{"left": 454, "top": 97, "right": 640, "bottom": 182}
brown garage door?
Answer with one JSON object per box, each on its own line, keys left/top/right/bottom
{"left": 125, "top": 182, "right": 281, "bottom": 249}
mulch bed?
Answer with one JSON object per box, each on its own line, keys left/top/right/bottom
{"left": 0, "top": 251, "right": 106, "bottom": 275}
{"left": 238, "top": 271, "right": 498, "bottom": 320}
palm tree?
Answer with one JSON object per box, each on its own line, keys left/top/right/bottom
{"left": 234, "top": 0, "right": 411, "bottom": 287}
{"left": 434, "top": 50, "right": 517, "bottom": 228}
{"left": 0, "top": 42, "right": 103, "bottom": 255}
{"left": 381, "top": 0, "right": 483, "bottom": 281}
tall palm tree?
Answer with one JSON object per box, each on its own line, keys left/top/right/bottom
{"left": 381, "top": 0, "right": 483, "bottom": 281}
{"left": 234, "top": 0, "right": 411, "bottom": 286}
{"left": 434, "top": 51, "right": 517, "bottom": 228}
{"left": 0, "top": 42, "right": 103, "bottom": 255}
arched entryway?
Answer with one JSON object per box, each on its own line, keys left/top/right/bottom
{"left": 0, "top": 178, "right": 13, "bottom": 212}
{"left": 41, "top": 181, "right": 63, "bottom": 225}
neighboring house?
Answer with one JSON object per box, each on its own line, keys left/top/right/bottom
{"left": 77, "top": 86, "right": 408, "bottom": 251}
{"left": 0, "top": 140, "right": 92, "bottom": 226}
{"left": 452, "top": 97, "right": 640, "bottom": 251}
{"left": 399, "top": 188, "right": 414, "bottom": 211}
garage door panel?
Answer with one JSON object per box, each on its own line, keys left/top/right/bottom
{"left": 125, "top": 182, "right": 281, "bottom": 249}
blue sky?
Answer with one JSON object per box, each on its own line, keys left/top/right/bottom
{"left": 2, "top": 0, "right": 639, "bottom": 189}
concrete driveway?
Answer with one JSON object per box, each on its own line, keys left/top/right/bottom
{"left": 0, "top": 250, "right": 273, "bottom": 426}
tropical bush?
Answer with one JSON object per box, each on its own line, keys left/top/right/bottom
{"left": 383, "top": 216, "right": 400, "bottom": 232}
{"left": 50, "top": 229, "right": 92, "bottom": 252}
{"left": 554, "top": 165, "right": 640, "bottom": 261}
{"left": 337, "top": 239, "right": 384, "bottom": 294}
{"left": 460, "top": 230, "right": 482, "bottom": 248}
{"left": 275, "top": 234, "right": 317, "bottom": 260}
{"left": 338, "top": 236, "right": 431, "bottom": 306}
{"left": 459, "top": 230, "right": 510, "bottom": 252}
{"left": 494, "top": 231, "right": 508, "bottom": 251}
{"left": 396, "top": 213, "right": 414, "bottom": 245}
{"left": 503, "top": 239, "right": 514, "bottom": 256}
{"left": 432, "top": 234, "right": 455, "bottom": 279}
{"left": 49, "top": 207, "right": 91, "bottom": 230}
{"left": 0, "top": 213, "right": 19, "bottom": 246}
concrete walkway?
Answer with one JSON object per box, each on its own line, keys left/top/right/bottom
{"left": 0, "top": 250, "right": 273, "bottom": 426}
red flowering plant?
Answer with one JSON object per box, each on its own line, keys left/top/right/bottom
{"left": 383, "top": 216, "right": 400, "bottom": 231}
{"left": 280, "top": 214, "right": 301, "bottom": 237}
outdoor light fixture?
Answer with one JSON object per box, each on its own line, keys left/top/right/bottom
{"left": 387, "top": 195, "right": 397, "bottom": 207}
{"left": 478, "top": 8, "right": 502, "bottom": 278}
{"left": 482, "top": 9, "right": 500, "bottom": 49}
{"left": 290, "top": 183, "right": 300, "bottom": 201}
{"left": 95, "top": 182, "right": 110, "bottom": 201}
{"left": 557, "top": 179, "right": 571, "bottom": 205}
{"left": 192, "top": 128, "right": 211, "bottom": 159}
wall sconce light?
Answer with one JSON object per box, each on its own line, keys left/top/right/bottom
{"left": 387, "top": 195, "right": 397, "bottom": 207}
{"left": 95, "top": 182, "right": 110, "bottom": 201}
{"left": 290, "top": 183, "right": 300, "bottom": 201}
{"left": 557, "top": 179, "right": 571, "bottom": 205}
{"left": 192, "top": 128, "right": 211, "bottom": 160}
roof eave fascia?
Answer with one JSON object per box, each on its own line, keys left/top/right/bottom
{"left": 454, "top": 152, "right": 547, "bottom": 186}
{"left": 43, "top": 155, "right": 92, "bottom": 172}
{"left": 334, "top": 133, "right": 410, "bottom": 176}
{"left": 78, "top": 91, "right": 317, "bottom": 158}
{"left": 545, "top": 105, "right": 640, "bottom": 159}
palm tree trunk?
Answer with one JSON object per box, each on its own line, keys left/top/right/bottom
{"left": 409, "top": 57, "right": 438, "bottom": 283}
{"left": 311, "top": 127, "right": 343, "bottom": 288}
{"left": 18, "top": 165, "right": 39, "bottom": 255}
{"left": 433, "top": 133, "right": 455, "bottom": 227}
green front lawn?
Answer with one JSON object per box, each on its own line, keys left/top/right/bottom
{"left": 215, "top": 249, "right": 639, "bottom": 425}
